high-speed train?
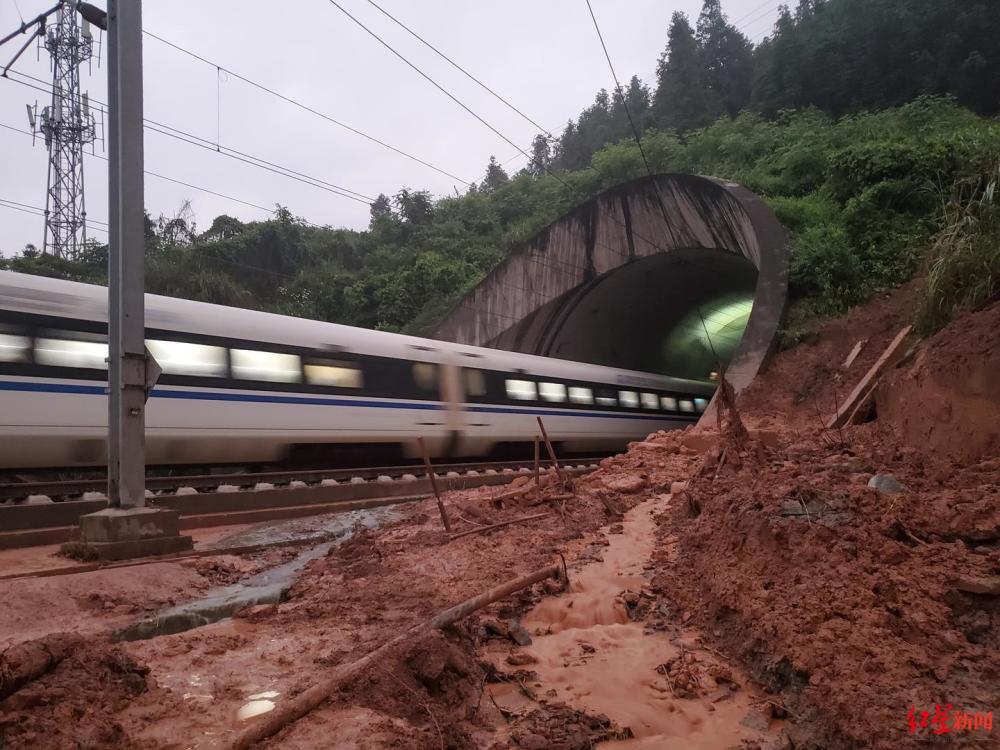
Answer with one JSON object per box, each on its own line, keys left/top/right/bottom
{"left": 0, "top": 270, "right": 715, "bottom": 470}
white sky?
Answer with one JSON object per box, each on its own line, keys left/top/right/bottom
{"left": 0, "top": 0, "right": 781, "bottom": 255}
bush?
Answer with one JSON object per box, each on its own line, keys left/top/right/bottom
{"left": 917, "top": 164, "right": 1000, "bottom": 333}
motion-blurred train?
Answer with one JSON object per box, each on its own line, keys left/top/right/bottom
{"left": 0, "top": 271, "right": 714, "bottom": 470}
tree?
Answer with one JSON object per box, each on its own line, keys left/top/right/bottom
{"left": 696, "top": 0, "right": 753, "bottom": 118}
{"left": 653, "top": 12, "right": 715, "bottom": 131}
{"left": 527, "top": 135, "right": 551, "bottom": 176}
{"left": 482, "top": 156, "right": 510, "bottom": 192}
{"left": 393, "top": 189, "right": 434, "bottom": 225}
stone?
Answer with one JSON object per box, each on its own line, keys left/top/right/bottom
{"left": 350, "top": 477, "right": 366, "bottom": 484}
{"left": 867, "top": 474, "right": 907, "bottom": 494}
{"left": 740, "top": 705, "right": 772, "bottom": 731}
{"left": 670, "top": 481, "right": 687, "bottom": 495}
{"left": 25, "top": 494, "right": 52, "bottom": 505}
{"left": 400, "top": 474, "right": 418, "bottom": 481}
{"left": 622, "top": 591, "right": 640, "bottom": 606}
{"left": 954, "top": 575, "right": 1000, "bottom": 596}
{"left": 289, "top": 480, "right": 308, "bottom": 488}
{"left": 217, "top": 484, "right": 239, "bottom": 493}
{"left": 376, "top": 475, "right": 393, "bottom": 483}
{"left": 518, "top": 733, "right": 549, "bottom": 750}
{"left": 506, "top": 651, "right": 538, "bottom": 666}
{"left": 320, "top": 479, "right": 338, "bottom": 486}
{"left": 252, "top": 483, "right": 274, "bottom": 492}
{"left": 603, "top": 475, "right": 647, "bottom": 494}
{"left": 507, "top": 621, "right": 533, "bottom": 646}
{"left": 82, "top": 491, "right": 108, "bottom": 502}
{"left": 482, "top": 617, "right": 509, "bottom": 638}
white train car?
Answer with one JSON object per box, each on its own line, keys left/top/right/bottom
{"left": 0, "top": 271, "right": 714, "bottom": 469}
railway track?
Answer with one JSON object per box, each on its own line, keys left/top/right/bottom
{"left": 0, "top": 458, "right": 603, "bottom": 550}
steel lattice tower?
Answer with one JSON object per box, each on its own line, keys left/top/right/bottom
{"left": 36, "top": 1, "right": 97, "bottom": 259}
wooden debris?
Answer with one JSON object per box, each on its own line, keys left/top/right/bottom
{"left": 229, "top": 564, "right": 562, "bottom": 749}
{"left": 827, "top": 326, "right": 912, "bottom": 429}
{"left": 449, "top": 513, "right": 549, "bottom": 541}
{"left": 537, "top": 417, "right": 573, "bottom": 491}
{"left": 842, "top": 339, "right": 868, "bottom": 369}
{"left": 0, "top": 632, "right": 82, "bottom": 700}
{"left": 418, "top": 437, "right": 453, "bottom": 532}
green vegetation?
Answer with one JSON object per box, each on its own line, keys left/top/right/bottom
{"left": 4, "top": 0, "right": 998, "bottom": 337}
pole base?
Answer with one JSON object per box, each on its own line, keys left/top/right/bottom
{"left": 78, "top": 507, "right": 193, "bottom": 561}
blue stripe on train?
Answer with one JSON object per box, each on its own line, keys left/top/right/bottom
{"left": 0, "top": 379, "right": 697, "bottom": 423}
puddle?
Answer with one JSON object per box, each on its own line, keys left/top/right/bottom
{"left": 116, "top": 507, "right": 394, "bottom": 641}
{"left": 516, "top": 497, "right": 774, "bottom": 748}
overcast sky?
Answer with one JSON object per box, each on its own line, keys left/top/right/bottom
{"left": 0, "top": 0, "right": 781, "bottom": 255}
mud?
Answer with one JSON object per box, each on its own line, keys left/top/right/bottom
{"left": 0, "top": 284, "right": 996, "bottom": 749}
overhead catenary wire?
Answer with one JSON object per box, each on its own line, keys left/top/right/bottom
{"left": 362, "top": 0, "right": 555, "bottom": 139}
{"left": 2, "top": 71, "right": 376, "bottom": 206}
{"left": 0, "top": 121, "right": 326, "bottom": 229}
{"left": 141, "top": 29, "right": 470, "bottom": 185}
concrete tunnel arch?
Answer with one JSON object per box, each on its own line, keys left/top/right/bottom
{"left": 432, "top": 173, "right": 790, "bottom": 395}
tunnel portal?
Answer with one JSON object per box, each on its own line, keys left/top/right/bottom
{"left": 432, "top": 174, "right": 790, "bottom": 394}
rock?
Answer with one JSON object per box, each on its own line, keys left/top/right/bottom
{"left": 507, "top": 621, "right": 533, "bottom": 646}
{"left": 622, "top": 591, "right": 640, "bottom": 606}
{"left": 511, "top": 476, "right": 530, "bottom": 488}
{"left": 376, "top": 475, "right": 393, "bottom": 483}
{"left": 709, "top": 688, "right": 733, "bottom": 703}
{"left": 518, "top": 733, "right": 549, "bottom": 750}
{"left": 602, "top": 475, "right": 647, "bottom": 494}
{"left": 350, "top": 477, "right": 366, "bottom": 484}
{"left": 506, "top": 651, "right": 538, "bottom": 666}
{"left": 481, "top": 617, "right": 509, "bottom": 638}
{"left": 82, "top": 491, "right": 108, "bottom": 501}
{"left": 954, "top": 575, "right": 1000, "bottom": 596}
{"left": 670, "top": 481, "right": 687, "bottom": 495}
{"left": 24, "top": 494, "right": 53, "bottom": 505}
{"left": 217, "top": 484, "right": 239, "bottom": 493}
{"left": 867, "top": 474, "right": 907, "bottom": 494}
{"left": 400, "top": 474, "right": 417, "bottom": 481}
{"left": 252, "top": 483, "right": 273, "bottom": 492}
{"left": 740, "top": 705, "right": 772, "bottom": 731}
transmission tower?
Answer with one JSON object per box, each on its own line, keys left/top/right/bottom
{"left": 26, "top": 1, "right": 98, "bottom": 260}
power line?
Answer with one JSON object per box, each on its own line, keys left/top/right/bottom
{"left": 141, "top": 29, "right": 470, "bottom": 185}
{"left": 362, "top": 0, "right": 554, "bottom": 139}
{"left": 3, "top": 71, "right": 377, "bottom": 206}
{"left": 0, "top": 120, "right": 326, "bottom": 228}
{"left": 326, "top": 0, "right": 535, "bottom": 164}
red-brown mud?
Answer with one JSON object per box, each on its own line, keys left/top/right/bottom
{"left": 0, "top": 286, "right": 996, "bottom": 749}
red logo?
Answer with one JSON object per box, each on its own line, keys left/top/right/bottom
{"left": 908, "top": 705, "right": 994, "bottom": 735}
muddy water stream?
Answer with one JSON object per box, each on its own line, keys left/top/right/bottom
{"left": 514, "top": 496, "right": 773, "bottom": 748}
{"left": 116, "top": 507, "right": 395, "bottom": 641}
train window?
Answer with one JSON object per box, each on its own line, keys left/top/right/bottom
{"left": 595, "top": 389, "right": 617, "bottom": 407}
{"left": 304, "top": 361, "right": 363, "bottom": 388}
{"left": 694, "top": 397, "right": 709, "bottom": 412}
{"left": 231, "top": 349, "right": 302, "bottom": 383}
{"left": 618, "top": 390, "right": 639, "bottom": 408}
{"left": 539, "top": 382, "right": 567, "bottom": 402}
{"left": 505, "top": 379, "right": 537, "bottom": 400}
{"left": 0, "top": 332, "right": 30, "bottom": 362}
{"left": 34, "top": 338, "right": 108, "bottom": 369}
{"left": 147, "top": 340, "right": 227, "bottom": 378}
{"left": 678, "top": 399, "right": 696, "bottom": 413}
{"left": 661, "top": 396, "right": 678, "bottom": 411}
{"left": 568, "top": 386, "right": 593, "bottom": 404}
{"left": 463, "top": 368, "right": 487, "bottom": 396}
{"left": 641, "top": 392, "right": 659, "bottom": 409}
{"left": 413, "top": 362, "right": 438, "bottom": 391}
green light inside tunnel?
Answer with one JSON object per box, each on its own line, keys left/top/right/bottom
{"left": 663, "top": 292, "right": 755, "bottom": 381}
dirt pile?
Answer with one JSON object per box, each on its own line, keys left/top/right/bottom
{"left": 0, "top": 639, "right": 151, "bottom": 749}
{"left": 591, "top": 288, "right": 1000, "bottom": 749}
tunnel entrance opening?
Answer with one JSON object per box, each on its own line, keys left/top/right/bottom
{"left": 538, "top": 248, "right": 757, "bottom": 380}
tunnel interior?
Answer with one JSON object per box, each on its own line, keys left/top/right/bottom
{"left": 538, "top": 248, "right": 758, "bottom": 381}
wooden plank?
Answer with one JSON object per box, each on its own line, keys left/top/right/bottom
{"left": 827, "top": 326, "right": 912, "bottom": 429}
{"left": 842, "top": 339, "right": 868, "bottom": 369}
